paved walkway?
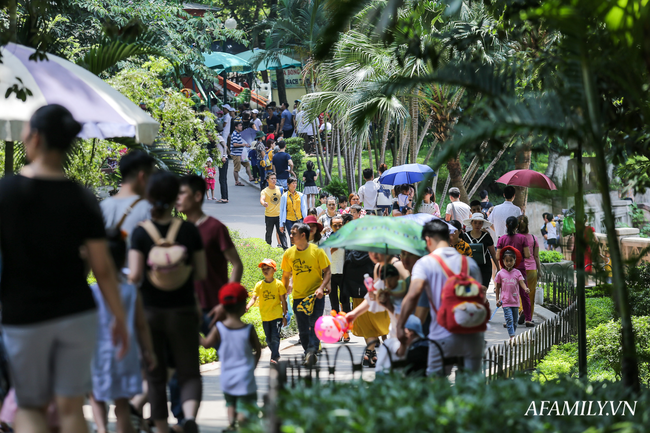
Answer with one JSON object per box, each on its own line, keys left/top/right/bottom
{"left": 84, "top": 160, "right": 552, "bottom": 432}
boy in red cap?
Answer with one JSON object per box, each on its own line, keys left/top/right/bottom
{"left": 246, "top": 259, "right": 288, "bottom": 364}
{"left": 494, "top": 247, "right": 529, "bottom": 340}
{"left": 201, "top": 283, "right": 261, "bottom": 430}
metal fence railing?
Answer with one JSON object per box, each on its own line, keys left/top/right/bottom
{"left": 484, "top": 302, "right": 578, "bottom": 380}
{"left": 539, "top": 262, "right": 576, "bottom": 312}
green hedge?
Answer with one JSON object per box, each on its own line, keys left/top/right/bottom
{"left": 242, "top": 374, "right": 650, "bottom": 433}
{"left": 626, "top": 264, "right": 650, "bottom": 317}
{"left": 586, "top": 297, "right": 616, "bottom": 329}
{"left": 535, "top": 316, "right": 650, "bottom": 383}
{"left": 539, "top": 250, "right": 564, "bottom": 263}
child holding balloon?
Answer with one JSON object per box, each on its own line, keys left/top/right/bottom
{"left": 246, "top": 259, "right": 288, "bottom": 364}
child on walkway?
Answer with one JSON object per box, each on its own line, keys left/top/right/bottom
{"left": 90, "top": 228, "right": 155, "bottom": 433}
{"left": 495, "top": 248, "right": 529, "bottom": 340}
{"left": 205, "top": 158, "right": 216, "bottom": 200}
{"left": 202, "top": 283, "right": 262, "bottom": 431}
{"left": 246, "top": 259, "right": 288, "bottom": 364}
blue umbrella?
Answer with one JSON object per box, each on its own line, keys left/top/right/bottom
{"left": 400, "top": 214, "right": 457, "bottom": 233}
{"left": 378, "top": 163, "right": 434, "bottom": 185}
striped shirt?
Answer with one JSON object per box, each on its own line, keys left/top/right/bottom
{"left": 230, "top": 131, "right": 245, "bottom": 156}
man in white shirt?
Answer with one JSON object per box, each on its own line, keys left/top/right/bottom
{"left": 487, "top": 186, "right": 522, "bottom": 238}
{"left": 444, "top": 187, "right": 471, "bottom": 223}
{"left": 221, "top": 104, "right": 233, "bottom": 146}
{"left": 396, "top": 219, "right": 484, "bottom": 376}
{"left": 358, "top": 168, "right": 379, "bottom": 215}
{"left": 251, "top": 109, "right": 263, "bottom": 131}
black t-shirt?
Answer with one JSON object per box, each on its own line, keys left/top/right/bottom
{"left": 272, "top": 152, "right": 292, "bottom": 179}
{"left": 266, "top": 114, "right": 280, "bottom": 133}
{"left": 0, "top": 176, "right": 105, "bottom": 325}
{"left": 131, "top": 220, "right": 203, "bottom": 308}
{"left": 462, "top": 231, "right": 494, "bottom": 267}
{"left": 303, "top": 170, "right": 317, "bottom": 187}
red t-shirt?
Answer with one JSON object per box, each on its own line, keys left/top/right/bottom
{"left": 195, "top": 216, "right": 235, "bottom": 310}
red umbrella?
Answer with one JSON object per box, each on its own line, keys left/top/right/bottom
{"left": 496, "top": 169, "right": 557, "bottom": 190}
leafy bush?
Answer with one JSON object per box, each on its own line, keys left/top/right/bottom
{"left": 230, "top": 237, "right": 286, "bottom": 290}
{"left": 587, "top": 316, "right": 650, "bottom": 383}
{"left": 585, "top": 284, "right": 612, "bottom": 298}
{"left": 199, "top": 345, "right": 217, "bottom": 364}
{"left": 242, "top": 374, "right": 650, "bottom": 433}
{"left": 285, "top": 137, "right": 306, "bottom": 173}
{"left": 534, "top": 343, "right": 578, "bottom": 382}
{"left": 322, "top": 177, "right": 348, "bottom": 198}
{"left": 625, "top": 263, "right": 650, "bottom": 317}
{"left": 585, "top": 297, "right": 616, "bottom": 329}
{"left": 539, "top": 250, "right": 565, "bottom": 263}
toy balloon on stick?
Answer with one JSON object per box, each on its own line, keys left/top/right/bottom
{"left": 315, "top": 311, "right": 352, "bottom": 344}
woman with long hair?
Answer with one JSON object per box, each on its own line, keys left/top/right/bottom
{"left": 129, "top": 172, "right": 207, "bottom": 433}
{"left": 417, "top": 186, "right": 440, "bottom": 217}
{"left": 496, "top": 216, "right": 533, "bottom": 327}
{"left": 518, "top": 215, "right": 541, "bottom": 323}
{"left": 0, "top": 104, "right": 128, "bottom": 433}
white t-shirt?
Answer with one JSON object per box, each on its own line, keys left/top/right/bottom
{"left": 487, "top": 201, "right": 522, "bottom": 238}
{"left": 330, "top": 247, "right": 345, "bottom": 274}
{"left": 358, "top": 181, "right": 379, "bottom": 211}
{"left": 546, "top": 221, "right": 558, "bottom": 240}
{"left": 411, "top": 247, "right": 482, "bottom": 340}
{"left": 445, "top": 201, "right": 471, "bottom": 223}
{"left": 252, "top": 118, "right": 263, "bottom": 131}
{"left": 295, "top": 111, "right": 315, "bottom": 136}
{"left": 222, "top": 113, "right": 232, "bottom": 142}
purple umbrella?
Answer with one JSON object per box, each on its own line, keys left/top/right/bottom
{"left": 240, "top": 127, "right": 257, "bottom": 144}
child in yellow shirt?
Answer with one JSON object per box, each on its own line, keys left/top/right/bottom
{"left": 246, "top": 259, "right": 288, "bottom": 364}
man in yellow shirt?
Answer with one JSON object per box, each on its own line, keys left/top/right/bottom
{"left": 260, "top": 172, "right": 287, "bottom": 249}
{"left": 282, "top": 223, "right": 331, "bottom": 366}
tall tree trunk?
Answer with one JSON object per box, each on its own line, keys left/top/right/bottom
{"left": 513, "top": 140, "right": 532, "bottom": 209}
{"left": 275, "top": 69, "right": 288, "bottom": 104}
{"left": 416, "top": 111, "right": 434, "bottom": 159}
{"left": 446, "top": 153, "right": 469, "bottom": 203}
{"left": 440, "top": 175, "right": 451, "bottom": 213}
{"left": 380, "top": 116, "right": 390, "bottom": 166}
{"left": 357, "top": 141, "right": 363, "bottom": 190}
{"left": 337, "top": 129, "right": 342, "bottom": 180}
{"left": 468, "top": 139, "right": 512, "bottom": 198}
{"left": 462, "top": 141, "right": 488, "bottom": 188}
{"left": 409, "top": 95, "right": 419, "bottom": 163}
{"left": 423, "top": 138, "right": 439, "bottom": 165}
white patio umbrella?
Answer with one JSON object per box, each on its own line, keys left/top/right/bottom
{"left": 0, "top": 42, "right": 159, "bottom": 144}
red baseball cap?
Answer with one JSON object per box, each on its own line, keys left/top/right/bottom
{"left": 219, "top": 282, "right": 248, "bottom": 305}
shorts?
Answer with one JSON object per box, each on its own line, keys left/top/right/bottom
{"left": 547, "top": 238, "right": 557, "bottom": 246}
{"left": 205, "top": 179, "right": 215, "bottom": 189}
{"left": 3, "top": 310, "right": 97, "bottom": 407}
{"left": 232, "top": 155, "right": 250, "bottom": 172}
{"left": 224, "top": 392, "right": 257, "bottom": 410}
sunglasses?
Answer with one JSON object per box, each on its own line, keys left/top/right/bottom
{"left": 332, "top": 223, "right": 342, "bottom": 228}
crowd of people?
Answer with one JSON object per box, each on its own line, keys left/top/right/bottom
{"left": 0, "top": 104, "right": 557, "bottom": 433}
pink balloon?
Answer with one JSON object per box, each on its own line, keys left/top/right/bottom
{"left": 315, "top": 316, "right": 343, "bottom": 344}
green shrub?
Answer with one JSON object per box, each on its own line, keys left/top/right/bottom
{"left": 586, "top": 297, "right": 616, "bottom": 329}
{"left": 625, "top": 263, "right": 650, "bottom": 317}
{"left": 230, "top": 237, "right": 286, "bottom": 290}
{"left": 285, "top": 137, "right": 306, "bottom": 173}
{"left": 322, "top": 177, "right": 348, "bottom": 198}
{"left": 534, "top": 343, "right": 578, "bottom": 382}
{"left": 585, "top": 284, "right": 612, "bottom": 298}
{"left": 199, "top": 345, "right": 217, "bottom": 364}
{"left": 539, "top": 250, "right": 565, "bottom": 263}
{"left": 243, "top": 306, "right": 267, "bottom": 347}
{"left": 242, "top": 374, "right": 650, "bottom": 433}
{"left": 587, "top": 316, "right": 650, "bottom": 383}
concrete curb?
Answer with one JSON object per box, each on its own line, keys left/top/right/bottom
{"left": 534, "top": 304, "right": 557, "bottom": 322}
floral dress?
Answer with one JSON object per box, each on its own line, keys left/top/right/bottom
{"left": 205, "top": 166, "right": 216, "bottom": 189}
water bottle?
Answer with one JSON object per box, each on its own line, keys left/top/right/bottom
{"left": 364, "top": 273, "right": 375, "bottom": 293}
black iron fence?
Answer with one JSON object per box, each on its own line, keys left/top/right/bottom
{"left": 484, "top": 302, "right": 578, "bottom": 379}
{"left": 539, "top": 262, "right": 576, "bottom": 312}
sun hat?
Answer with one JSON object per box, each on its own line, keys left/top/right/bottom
{"left": 463, "top": 212, "right": 492, "bottom": 228}
{"left": 294, "top": 99, "right": 301, "bottom": 103}
{"left": 255, "top": 130, "right": 266, "bottom": 139}
{"left": 252, "top": 109, "right": 259, "bottom": 114}
{"left": 405, "top": 315, "right": 425, "bottom": 339}
{"left": 303, "top": 215, "right": 323, "bottom": 233}
{"left": 258, "top": 258, "right": 277, "bottom": 271}
{"left": 206, "top": 157, "right": 213, "bottom": 163}
{"left": 219, "top": 282, "right": 248, "bottom": 305}
{"left": 222, "top": 104, "right": 233, "bottom": 112}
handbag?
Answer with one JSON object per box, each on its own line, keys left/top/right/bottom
{"left": 241, "top": 146, "right": 249, "bottom": 163}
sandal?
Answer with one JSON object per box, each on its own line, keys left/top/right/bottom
{"left": 235, "top": 182, "right": 245, "bottom": 186}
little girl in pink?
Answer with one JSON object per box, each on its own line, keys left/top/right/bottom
{"left": 205, "top": 158, "right": 216, "bottom": 200}
{"left": 495, "top": 247, "right": 529, "bottom": 339}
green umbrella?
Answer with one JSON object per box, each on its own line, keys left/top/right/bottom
{"left": 203, "top": 52, "right": 252, "bottom": 73}
{"left": 235, "top": 49, "right": 302, "bottom": 71}
{"left": 320, "top": 216, "right": 428, "bottom": 257}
